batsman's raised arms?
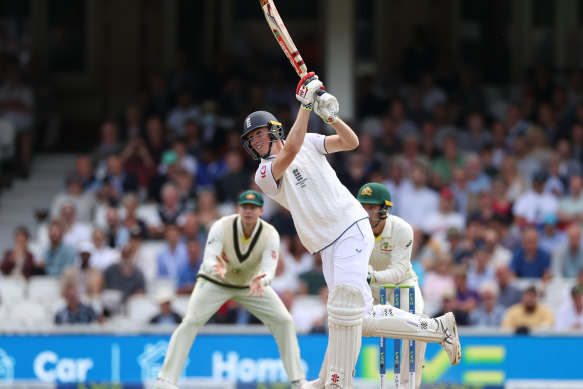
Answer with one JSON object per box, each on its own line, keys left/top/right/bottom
{"left": 260, "top": 0, "right": 308, "bottom": 77}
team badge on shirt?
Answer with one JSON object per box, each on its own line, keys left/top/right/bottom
{"left": 380, "top": 239, "right": 393, "bottom": 254}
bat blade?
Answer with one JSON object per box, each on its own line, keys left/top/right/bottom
{"left": 260, "top": 0, "right": 308, "bottom": 77}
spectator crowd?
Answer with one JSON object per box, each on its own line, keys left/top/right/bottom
{"left": 1, "top": 43, "right": 583, "bottom": 333}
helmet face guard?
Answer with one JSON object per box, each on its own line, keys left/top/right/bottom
{"left": 241, "top": 111, "right": 284, "bottom": 160}
{"left": 365, "top": 201, "right": 392, "bottom": 228}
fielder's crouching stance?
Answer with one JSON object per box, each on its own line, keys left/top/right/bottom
{"left": 242, "top": 72, "right": 461, "bottom": 389}
{"left": 358, "top": 182, "right": 426, "bottom": 389}
{"left": 155, "top": 190, "right": 305, "bottom": 389}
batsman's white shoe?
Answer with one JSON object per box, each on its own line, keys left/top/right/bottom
{"left": 301, "top": 377, "right": 325, "bottom": 389}
{"left": 154, "top": 378, "right": 178, "bottom": 389}
{"left": 436, "top": 312, "right": 462, "bottom": 365}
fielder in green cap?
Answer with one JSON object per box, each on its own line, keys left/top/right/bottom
{"left": 357, "top": 182, "right": 427, "bottom": 389}
{"left": 155, "top": 188, "right": 307, "bottom": 389}
{"left": 237, "top": 190, "right": 264, "bottom": 207}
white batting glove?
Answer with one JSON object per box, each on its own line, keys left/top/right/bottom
{"left": 367, "top": 265, "right": 377, "bottom": 284}
{"left": 296, "top": 72, "right": 323, "bottom": 110}
{"left": 314, "top": 91, "right": 339, "bottom": 124}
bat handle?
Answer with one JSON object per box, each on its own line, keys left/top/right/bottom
{"left": 316, "top": 89, "right": 326, "bottom": 97}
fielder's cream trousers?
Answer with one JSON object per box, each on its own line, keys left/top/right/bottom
{"left": 158, "top": 278, "right": 305, "bottom": 383}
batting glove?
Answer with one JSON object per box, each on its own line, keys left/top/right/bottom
{"left": 314, "top": 91, "right": 339, "bottom": 124}
{"left": 296, "top": 72, "right": 323, "bottom": 110}
{"left": 366, "top": 265, "right": 377, "bottom": 285}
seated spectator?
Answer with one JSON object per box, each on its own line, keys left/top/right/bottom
{"left": 0, "top": 58, "right": 34, "bottom": 177}
{"left": 55, "top": 284, "right": 99, "bottom": 325}
{"left": 165, "top": 90, "right": 199, "bottom": 136}
{"left": 453, "top": 265, "right": 479, "bottom": 314}
{"left": 271, "top": 253, "right": 300, "bottom": 295}
{"left": 1, "top": 226, "right": 40, "bottom": 279}
{"left": 436, "top": 290, "right": 469, "bottom": 326}
{"left": 93, "top": 121, "right": 124, "bottom": 174}
{"left": 89, "top": 229, "right": 119, "bottom": 271}
{"left": 268, "top": 206, "right": 297, "bottom": 242}
{"left": 442, "top": 227, "right": 472, "bottom": 265}
{"left": 490, "top": 178, "right": 513, "bottom": 222}
{"left": 495, "top": 265, "right": 523, "bottom": 308}
{"left": 465, "top": 153, "right": 491, "bottom": 195}
{"left": 119, "top": 130, "right": 156, "bottom": 190}
{"left": 96, "top": 154, "right": 139, "bottom": 207}
{"left": 50, "top": 174, "right": 96, "bottom": 223}
{"left": 158, "top": 183, "right": 187, "bottom": 226}
{"left": 170, "top": 138, "right": 198, "bottom": 176}
{"left": 103, "top": 207, "right": 130, "bottom": 248}
{"left": 431, "top": 134, "right": 465, "bottom": 185}
{"left": 552, "top": 223, "right": 583, "bottom": 278}
{"left": 555, "top": 285, "right": 583, "bottom": 330}
{"left": 103, "top": 246, "right": 146, "bottom": 309}
{"left": 64, "top": 242, "right": 104, "bottom": 314}
{"left": 469, "top": 281, "right": 506, "bottom": 327}
{"left": 176, "top": 239, "right": 203, "bottom": 294}
{"left": 196, "top": 190, "right": 221, "bottom": 233}
{"left": 284, "top": 235, "right": 314, "bottom": 278}
{"left": 299, "top": 254, "right": 326, "bottom": 295}
{"left": 59, "top": 202, "right": 92, "bottom": 249}
{"left": 422, "top": 253, "right": 456, "bottom": 316}
{"left": 483, "top": 227, "right": 512, "bottom": 267}
{"left": 215, "top": 150, "right": 250, "bottom": 205}
{"left": 157, "top": 224, "right": 188, "bottom": 280}
{"left": 396, "top": 163, "right": 439, "bottom": 229}
{"left": 180, "top": 212, "right": 206, "bottom": 247}
{"left": 119, "top": 193, "right": 148, "bottom": 239}
{"left": 538, "top": 213, "right": 566, "bottom": 256}
{"left": 558, "top": 174, "right": 583, "bottom": 225}
{"left": 74, "top": 155, "right": 100, "bottom": 193}
{"left": 41, "top": 220, "right": 77, "bottom": 276}
{"left": 513, "top": 170, "right": 559, "bottom": 228}
{"left": 422, "top": 187, "right": 465, "bottom": 243}
{"left": 510, "top": 227, "right": 551, "bottom": 280}
{"left": 499, "top": 155, "right": 528, "bottom": 203}
{"left": 466, "top": 248, "right": 496, "bottom": 291}
{"left": 149, "top": 289, "right": 182, "bottom": 325}
{"left": 501, "top": 286, "right": 554, "bottom": 332}
{"left": 127, "top": 227, "right": 157, "bottom": 285}
{"left": 173, "top": 168, "right": 197, "bottom": 212}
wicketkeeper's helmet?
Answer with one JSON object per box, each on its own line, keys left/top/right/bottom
{"left": 357, "top": 182, "right": 393, "bottom": 220}
{"left": 241, "top": 111, "right": 284, "bottom": 160}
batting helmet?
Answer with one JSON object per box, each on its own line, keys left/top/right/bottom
{"left": 241, "top": 111, "right": 284, "bottom": 160}
{"left": 357, "top": 182, "right": 393, "bottom": 221}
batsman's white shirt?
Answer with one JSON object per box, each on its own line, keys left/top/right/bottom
{"left": 256, "top": 133, "right": 368, "bottom": 254}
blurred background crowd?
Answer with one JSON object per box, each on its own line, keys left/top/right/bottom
{"left": 0, "top": 1, "right": 582, "bottom": 335}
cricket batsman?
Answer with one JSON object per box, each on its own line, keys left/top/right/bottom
{"left": 241, "top": 72, "right": 461, "bottom": 389}
{"left": 357, "top": 182, "right": 426, "bottom": 388}
{"left": 155, "top": 190, "right": 306, "bottom": 389}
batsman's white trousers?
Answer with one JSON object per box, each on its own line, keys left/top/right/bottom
{"left": 157, "top": 279, "right": 305, "bottom": 383}
{"left": 321, "top": 219, "right": 375, "bottom": 314}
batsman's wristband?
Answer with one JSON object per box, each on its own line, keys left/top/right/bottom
{"left": 301, "top": 102, "right": 313, "bottom": 111}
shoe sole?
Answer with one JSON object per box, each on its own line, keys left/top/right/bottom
{"left": 446, "top": 312, "right": 462, "bottom": 365}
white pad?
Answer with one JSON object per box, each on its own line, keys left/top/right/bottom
{"left": 362, "top": 306, "right": 445, "bottom": 343}
{"left": 325, "top": 284, "right": 365, "bottom": 389}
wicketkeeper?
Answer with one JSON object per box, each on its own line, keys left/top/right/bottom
{"left": 155, "top": 190, "right": 306, "bottom": 389}
{"left": 242, "top": 72, "right": 461, "bottom": 389}
{"left": 357, "top": 182, "right": 426, "bottom": 389}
